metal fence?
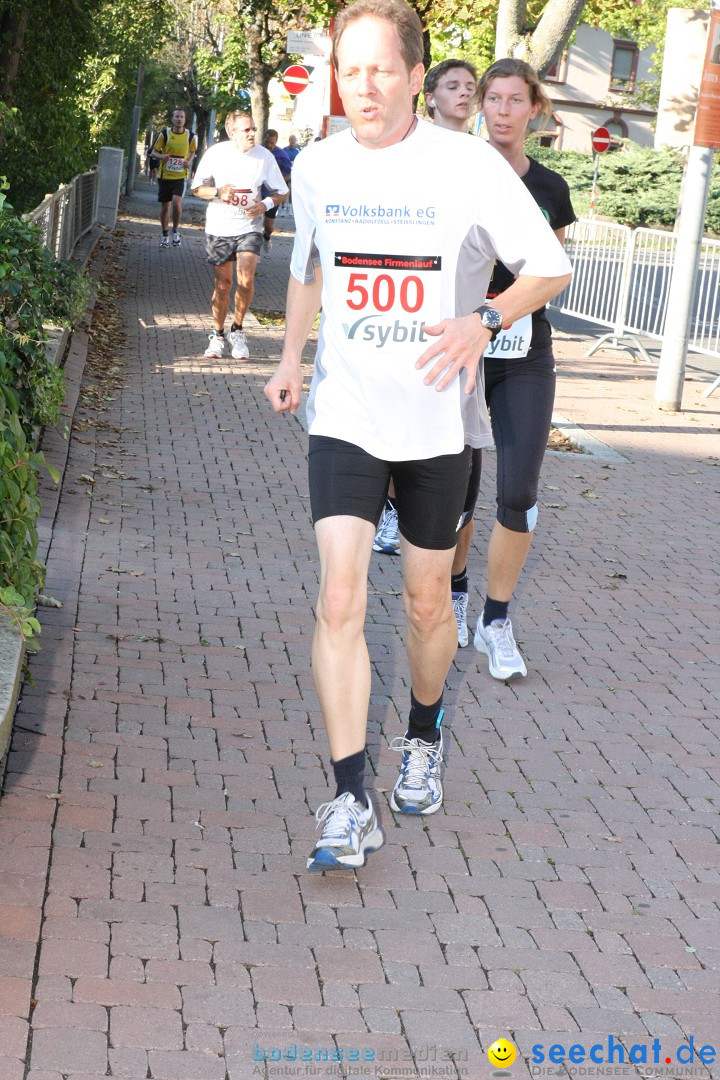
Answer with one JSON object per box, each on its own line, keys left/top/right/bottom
{"left": 25, "top": 170, "right": 98, "bottom": 260}
{"left": 550, "top": 217, "right": 720, "bottom": 370}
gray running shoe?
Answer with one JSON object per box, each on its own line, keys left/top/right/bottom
{"left": 307, "top": 793, "right": 384, "bottom": 872}
{"left": 452, "top": 591, "right": 469, "bottom": 647}
{"left": 204, "top": 332, "right": 225, "bottom": 359}
{"left": 390, "top": 731, "right": 444, "bottom": 815}
{"left": 228, "top": 327, "right": 249, "bottom": 359}
{"left": 474, "top": 616, "right": 527, "bottom": 680}
{"left": 373, "top": 500, "right": 400, "bottom": 554}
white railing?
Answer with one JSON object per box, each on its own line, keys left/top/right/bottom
{"left": 549, "top": 217, "right": 720, "bottom": 387}
{"left": 25, "top": 170, "right": 98, "bottom": 260}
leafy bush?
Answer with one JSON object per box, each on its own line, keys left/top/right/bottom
{"left": 0, "top": 185, "right": 87, "bottom": 636}
{"left": 530, "top": 140, "right": 720, "bottom": 235}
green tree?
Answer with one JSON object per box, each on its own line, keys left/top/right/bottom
{"left": 0, "top": 0, "right": 169, "bottom": 211}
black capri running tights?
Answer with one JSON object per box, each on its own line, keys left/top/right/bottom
{"left": 482, "top": 345, "right": 556, "bottom": 534}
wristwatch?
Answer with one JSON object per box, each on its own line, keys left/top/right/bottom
{"left": 474, "top": 304, "right": 503, "bottom": 340}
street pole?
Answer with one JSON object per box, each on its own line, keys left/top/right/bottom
{"left": 655, "top": 0, "right": 720, "bottom": 411}
{"left": 207, "top": 26, "right": 225, "bottom": 147}
{"left": 589, "top": 152, "right": 599, "bottom": 219}
{"left": 125, "top": 61, "right": 144, "bottom": 196}
{"left": 654, "top": 145, "right": 714, "bottom": 410}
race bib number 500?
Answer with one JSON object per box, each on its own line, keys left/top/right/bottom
{"left": 336, "top": 251, "right": 441, "bottom": 354}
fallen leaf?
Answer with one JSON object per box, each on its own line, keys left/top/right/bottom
{"left": 603, "top": 835, "right": 622, "bottom": 842}
{"left": 87, "top": 760, "right": 103, "bottom": 769}
{"left": 46, "top": 793, "right": 63, "bottom": 800}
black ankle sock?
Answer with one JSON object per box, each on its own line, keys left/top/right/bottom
{"left": 451, "top": 568, "right": 468, "bottom": 594}
{"left": 332, "top": 749, "right": 367, "bottom": 806}
{"left": 406, "top": 691, "right": 443, "bottom": 744}
{"left": 162, "top": 230, "right": 169, "bottom": 237}
{"left": 483, "top": 597, "right": 509, "bottom": 626}
{"left": 230, "top": 322, "right": 242, "bottom": 332}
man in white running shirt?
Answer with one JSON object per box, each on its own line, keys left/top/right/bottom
{"left": 192, "top": 111, "right": 288, "bottom": 360}
{"left": 264, "top": 0, "right": 571, "bottom": 873}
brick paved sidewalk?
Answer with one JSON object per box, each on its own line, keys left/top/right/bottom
{"left": 0, "top": 178, "right": 718, "bottom": 1080}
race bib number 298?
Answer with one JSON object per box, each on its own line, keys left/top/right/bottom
{"left": 336, "top": 251, "right": 441, "bottom": 354}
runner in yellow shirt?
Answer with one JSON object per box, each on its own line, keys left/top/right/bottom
{"left": 151, "top": 107, "right": 197, "bottom": 248}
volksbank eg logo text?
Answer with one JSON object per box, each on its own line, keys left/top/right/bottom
{"left": 325, "top": 203, "right": 435, "bottom": 221}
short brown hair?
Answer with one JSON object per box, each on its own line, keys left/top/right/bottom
{"left": 478, "top": 58, "right": 552, "bottom": 126}
{"left": 423, "top": 60, "right": 477, "bottom": 119}
{"left": 332, "top": 0, "right": 424, "bottom": 74}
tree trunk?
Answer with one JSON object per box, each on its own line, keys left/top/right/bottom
{"left": 496, "top": 0, "right": 588, "bottom": 76}
{"left": 0, "top": 6, "right": 29, "bottom": 104}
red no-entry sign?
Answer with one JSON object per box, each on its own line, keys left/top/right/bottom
{"left": 592, "top": 126, "right": 611, "bottom": 153}
{"left": 283, "top": 64, "right": 310, "bottom": 95}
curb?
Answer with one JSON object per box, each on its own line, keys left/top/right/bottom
{"left": 0, "top": 230, "right": 107, "bottom": 781}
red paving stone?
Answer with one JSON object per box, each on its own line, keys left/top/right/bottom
{"left": 0, "top": 179, "right": 718, "bottom": 1076}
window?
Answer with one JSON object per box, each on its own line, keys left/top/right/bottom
{"left": 530, "top": 111, "right": 562, "bottom": 148}
{"left": 602, "top": 113, "right": 628, "bottom": 150}
{"left": 610, "top": 40, "right": 639, "bottom": 92}
{"left": 544, "top": 53, "right": 567, "bottom": 84}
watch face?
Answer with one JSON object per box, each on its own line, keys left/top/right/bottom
{"left": 481, "top": 306, "right": 503, "bottom": 330}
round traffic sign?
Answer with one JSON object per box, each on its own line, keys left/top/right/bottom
{"left": 592, "top": 126, "right": 611, "bottom": 153}
{"left": 283, "top": 64, "right": 310, "bottom": 95}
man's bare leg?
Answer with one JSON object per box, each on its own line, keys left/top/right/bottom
{"left": 171, "top": 193, "right": 183, "bottom": 231}
{"left": 312, "top": 516, "right": 375, "bottom": 762}
{"left": 402, "top": 539, "right": 457, "bottom": 705}
{"left": 233, "top": 252, "right": 259, "bottom": 326}
{"left": 211, "top": 262, "right": 233, "bottom": 331}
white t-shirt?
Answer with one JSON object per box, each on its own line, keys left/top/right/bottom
{"left": 290, "top": 120, "right": 572, "bottom": 461}
{"left": 192, "top": 142, "right": 288, "bottom": 238}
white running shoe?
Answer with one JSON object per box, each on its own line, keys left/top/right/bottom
{"left": 474, "top": 615, "right": 527, "bottom": 681}
{"left": 390, "top": 731, "right": 444, "bottom": 815}
{"left": 160, "top": 235, "right": 170, "bottom": 249}
{"left": 204, "top": 332, "right": 225, "bottom": 359}
{"left": 373, "top": 500, "right": 400, "bottom": 555}
{"left": 172, "top": 233, "right": 181, "bottom": 247}
{"left": 452, "top": 591, "right": 469, "bottom": 648}
{"left": 262, "top": 236, "right": 272, "bottom": 254}
{"left": 307, "top": 793, "right": 384, "bottom": 872}
{"left": 228, "top": 328, "right": 249, "bottom": 360}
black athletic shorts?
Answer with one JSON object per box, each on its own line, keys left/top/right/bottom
{"left": 205, "top": 232, "right": 262, "bottom": 265}
{"left": 157, "top": 179, "right": 185, "bottom": 203}
{"left": 308, "top": 435, "right": 472, "bottom": 551}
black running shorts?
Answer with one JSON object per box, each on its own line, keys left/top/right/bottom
{"left": 308, "top": 436, "right": 472, "bottom": 551}
{"left": 205, "top": 232, "right": 262, "bottom": 265}
{"left": 157, "top": 179, "right": 185, "bottom": 203}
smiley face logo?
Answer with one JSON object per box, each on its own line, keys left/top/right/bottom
{"left": 487, "top": 1038, "right": 517, "bottom": 1069}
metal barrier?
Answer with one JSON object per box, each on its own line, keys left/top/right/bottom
{"left": 25, "top": 170, "right": 98, "bottom": 260}
{"left": 550, "top": 217, "right": 720, "bottom": 390}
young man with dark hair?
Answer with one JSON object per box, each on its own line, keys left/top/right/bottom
{"left": 151, "top": 108, "right": 197, "bottom": 248}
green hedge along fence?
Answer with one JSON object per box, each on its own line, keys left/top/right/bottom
{"left": 0, "top": 182, "right": 89, "bottom": 639}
